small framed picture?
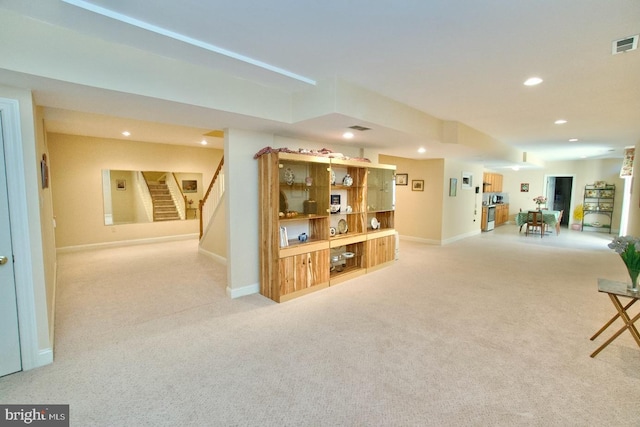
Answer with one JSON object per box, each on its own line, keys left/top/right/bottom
{"left": 520, "top": 183, "right": 529, "bottom": 192}
{"left": 449, "top": 178, "right": 457, "bottom": 197}
{"left": 412, "top": 180, "right": 424, "bottom": 191}
{"left": 182, "top": 180, "right": 198, "bottom": 193}
{"left": 461, "top": 172, "right": 472, "bottom": 189}
{"left": 396, "top": 173, "right": 408, "bottom": 186}
{"left": 40, "top": 154, "right": 49, "bottom": 189}
{"left": 116, "top": 179, "right": 126, "bottom": 191}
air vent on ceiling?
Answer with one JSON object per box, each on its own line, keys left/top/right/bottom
{"left": 348, "top": 125, "right": 371, "bottom": 132}
{"left": 612, "top": 35, "right": 638, "bottom": 54}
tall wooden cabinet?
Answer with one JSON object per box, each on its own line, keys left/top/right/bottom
{"left": 258, "top": 152, "right": 396, "bottom": 302}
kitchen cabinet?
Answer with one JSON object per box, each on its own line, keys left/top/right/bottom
{"left": 483, "top": 172, "right": 503, "bottom": 193}
{"left": 481, "top": 207, "right": 488, "bottom": 231}
{"left": 582, "top": 184, "right": 615, "bottom": 233}
{"left": 495, "top": 204, "right": 509, "bottom": 226}
{"left": 257, "top": 151, "right": 396, "bottom": 302}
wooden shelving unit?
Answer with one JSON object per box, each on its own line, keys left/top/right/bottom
{"left": 258, "top": 152, "right": 396, "bottom": 302}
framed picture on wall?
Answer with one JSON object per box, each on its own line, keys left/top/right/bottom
{"left": 116, "top": 179, "right": 126, "bottom": 191}
{"left": 182, "top": 180, "right": 198, "bottom": 193}
{"left": 461, "top": 172, "right": 472, "bottom": 189}
{"left": 412, "top": 180, "right": 424, "bottom": 191}
{"left": 449, "top": 178, "right": 457, "bottom": 196}
{"left": 520, "top": 183, "right": 529, "bottom": 192}
{"left": 396, "top": 173, "right": 408, "bottom": 186}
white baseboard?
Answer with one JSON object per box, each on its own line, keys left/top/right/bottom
{"left": 197, "top": 247, "right": 227, "bottom": 265}
{"left": 57, "top": 234, "right": 199, "bottom": 253}
{"left": 441, "top": 229, "right": 481, "bottom": 245}
{"left": 35, "top": 348, "right": 53, "bottom": 368}
{"left": 399, "top": 230, "right": 480, "bottom": 246}
{"left": 226, "top": 283, "right": 259, "bottom": 299}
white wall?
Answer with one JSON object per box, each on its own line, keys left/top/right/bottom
{"left": 48, "top": 133, "right": 223, "bottom": 248}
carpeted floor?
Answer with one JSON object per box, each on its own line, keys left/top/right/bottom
{"left": 1, "top": 224, "right": 639, "bottom": 426}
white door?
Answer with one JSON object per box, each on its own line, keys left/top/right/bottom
{"left": 0, "top": 114, "right": 22, "bottom": 377}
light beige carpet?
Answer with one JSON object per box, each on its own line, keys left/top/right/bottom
{"left": 1, "top": 225, "right": 638, "bottom": 426}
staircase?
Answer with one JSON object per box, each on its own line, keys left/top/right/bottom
{"left": 147, "top": 182, "right": 180, "bottom": 221}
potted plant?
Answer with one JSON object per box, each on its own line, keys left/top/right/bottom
{"left": 572, "top": 204, "right": 583, "bottom": 230}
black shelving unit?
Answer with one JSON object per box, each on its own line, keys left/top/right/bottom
{"left": 582, "top": 184, "right": 615, "bottom": 233}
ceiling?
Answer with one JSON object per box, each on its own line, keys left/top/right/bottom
{"left": 1, "top": 0, "right": 639, "bottom": 168}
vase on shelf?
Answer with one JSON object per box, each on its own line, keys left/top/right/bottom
{"left": 628, "top": 268, "right": 640, "bottom": 293}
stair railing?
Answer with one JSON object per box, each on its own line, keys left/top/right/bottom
{"left": 199, "top": 157, "right": 225, "bottom": 239}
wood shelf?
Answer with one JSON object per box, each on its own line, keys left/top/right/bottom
{"left": 259, "top": 151, "right": 396, "bottom": 302}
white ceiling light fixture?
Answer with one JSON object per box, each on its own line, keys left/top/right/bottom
{"left": 342, "top": 132, "right": 354, "bottom": 139}
{"left": 122, "top": 131, "right": 130, "bottom": 136}
{"left": 524, "top": 77, "right": 543, "bottom": 86}
{"left": 554, "top": 119, "right": 567, "bottom": 125}
{"left": 417, "top": 147, "right": 426, "bottom": 154}
{"left": 512, "top": 166, "right": 520, "bottom": 171}
{"left": 200, "top": 140, "right": 208, "bottom": 145}
{"left": 569, "top": 138, "right": 579, "bottom": 142}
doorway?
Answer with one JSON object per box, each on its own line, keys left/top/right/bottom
{"left": 546, "top": 175, "right": 574, "bottom": 227}
{"left": 0, "top": 113, "right": 22, "bottom": 377}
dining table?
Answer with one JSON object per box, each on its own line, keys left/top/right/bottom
{"left": 516, "top": 210, "right": 562, "bottom": 234}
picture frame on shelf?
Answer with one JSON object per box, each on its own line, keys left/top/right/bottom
{"left": 449, "top": 178, "right": 457, "bottom": 197}
{"left": 396, "top": 173, "right": 408, "bottom": 186}
{"left": 412, "top": 180, "right": 424, "bottom": 191}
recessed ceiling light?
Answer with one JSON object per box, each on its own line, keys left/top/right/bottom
{"left": 122, "top": 131, "right": 131, "bottom": 136}
{"left": 342, "top": 132, "right": 354, "bottom": 139}
{"left": 200, "top": 140, "right": 208, "bottom": 145}
{"left": 524, "top": 77, "right": 543, "bottom": 86}
{"left": 569, "top": 138, "right": 579, "bottom": 142}
{"left": 512, "top": 166, "right": 520, "bottom": 171}
{"left": 417, "top": 147, "right": 426, "bottom": 154}
{"left": 554, "top": 119, "right": 567, "bottom": 125}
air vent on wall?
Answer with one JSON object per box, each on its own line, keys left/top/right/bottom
{"left": 348, "top": 125, "right": 371, "bottom": 132}
{"left": 612, "top": 35, "right": 638, "bottom": 54}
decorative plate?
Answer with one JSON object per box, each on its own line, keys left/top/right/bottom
{"left": 338, "top": 219, "right": 348, "bottom": 234}
{"left": 330, "top": 169, "right": 336, "bottom": 185}
{"left": 371, "top": 217, "right": 380, "bottom": 230}
{"left": 343, "top": 174, "right": 353, "bottom": 187}
{"left": 329, "top": 227, "right": 337, "bottom": 237}
{"left": 284, "top": 168, "right": 295, "bottom": 185}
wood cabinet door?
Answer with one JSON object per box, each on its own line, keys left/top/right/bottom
{"left": 481, "top": 207, "right": 488, "bottom": 230}
{"left": 366, "top": 235, "right": 395, "bottom": 268}
{"left": 279, "top": 249, "right": 329, "bottom": 297}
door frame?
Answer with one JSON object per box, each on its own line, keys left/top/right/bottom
{"left": 0, "top": 97, "right": 41, "bottom": 370}
{"left": 544, "top": 173, "right": 576, "bottom": 226}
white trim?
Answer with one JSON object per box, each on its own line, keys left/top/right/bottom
{"left": 441, "top": 229, "right": 482, "bottom": 245}
{"left": 226, "top": 283, "right": 259, "bottom": 299}
{"left": 197, "top": 247, "right": 227, "bottom": 266}
{"left": 37, "top": 348, "right": 53, "bottom": 366}
{"left": 61, "top": 0, "right": 316, "bottom": 85}
{"left": 0, "top": 97, "right": 40, "bottom": 370}
{"left": 399, "top": 235, "right": 442, "bottom": 246}
{"left": 56, "top": 233, "right": 198, "bottom": 253}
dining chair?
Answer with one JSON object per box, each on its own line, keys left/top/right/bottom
{"left": 555, "top": 210, "right": 563, "bottom": 234}
{"left": 525, "top": 210, "right": 544, "bottom": 237}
